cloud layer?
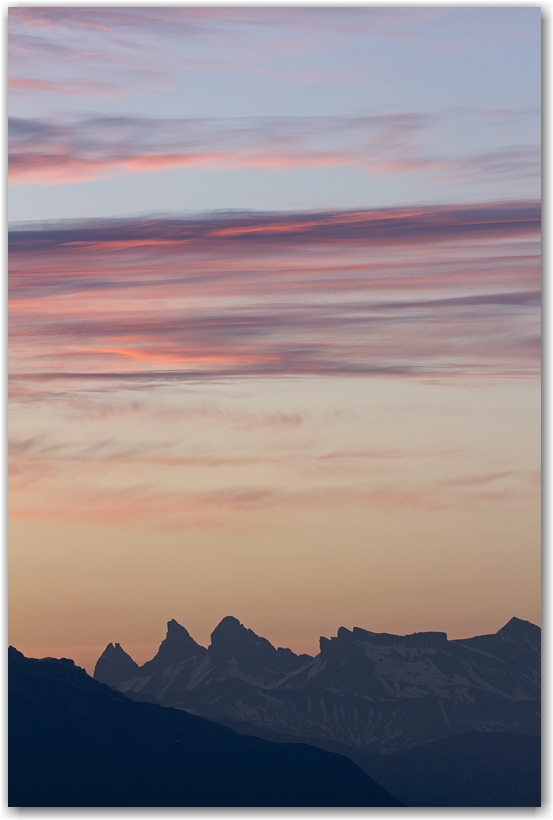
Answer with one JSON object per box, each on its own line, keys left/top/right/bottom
{"left": 8, "top": 113, "right": 539, "bottom": 187}
{"left": 9, "top": 202, "right": 540, "bottom": 391}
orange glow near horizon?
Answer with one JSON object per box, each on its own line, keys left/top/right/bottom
{"left": 8, "top": 215, "right": 540, "bottom": 670}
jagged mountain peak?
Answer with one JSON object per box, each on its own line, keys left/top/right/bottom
{"left": 496, "top": 616, "right": 541, "bottom": 640}
{"left": 162, "top": 618, "right": 200, "bottom": 647}
{"left": 140, "top": 618, "right": 207, "bottom": 672}
{"left": 208, "top": 616, "right": 310, "bottom": 678}
{"left": 94, "top": 640, "right": 138, "bottom": 688}
{"left": 96, "top": 641, "right": 133, "bottom": 661}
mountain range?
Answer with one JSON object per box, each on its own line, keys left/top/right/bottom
{"left": 9, "top": 614, "right": 540, "bottom": 806}
{"left": 95, "top": 615, "right": 540, "bottom": 754}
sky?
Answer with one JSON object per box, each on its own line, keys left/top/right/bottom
{"left": 8, "top": 6, "right": 541, "bottom": 673}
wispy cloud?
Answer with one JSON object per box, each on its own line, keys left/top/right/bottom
{"left": 7, "top": 12, "right": 540, "bottom": 132}
{"left": 8, "top": 113, "right": 539, "bottom": 188}
{"left": 7, "top": 7, "right": 434, "bottom": 110}
{"left": 9, "top": 466, "right": 536, "bottom": 533}
{"left": 445, "top": 470, "right": 514, "bottom": 487}
{"left": 9, "top": 203, "right": 540, "bottom": 387}
{"left": 7, "top": 113, "right": 429, "bottom": 184}
{"left": 9, "top": 428, "right": 458, "bottom": 475}
{"left": 7, "top": 7, "right": 451, "bottom": 38}
{"left": 373, "top": 146, "right": 540, "bottom": 184}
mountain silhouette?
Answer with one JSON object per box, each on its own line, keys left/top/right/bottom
{"left": 95, "top": 615, "right": 540, "bottom": 754}
{"left": 93, "top": 642, "right": 138, "bottom": 688}
{"left": 9, "top": 646, "right": 402, "bottom": 807}
{"left": 140, "top": 619, "right": 206, "bottom": 673}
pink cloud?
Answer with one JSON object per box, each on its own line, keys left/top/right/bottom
{"left": 8, "top": 75, "right": 127, "bottom": 98}
{"left": 4, "top": 482, "right": 438, "bottom": 532}
{"left": 8, "top": 469, "right": 535, "bottom": 533}
{"left": 7, "top": 145, "right": 387, "bottom": 186}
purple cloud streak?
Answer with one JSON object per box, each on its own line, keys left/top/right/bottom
{"left": 9, "top": 202, "right": 540, "bottom": 389}
{"left": 9, "top": 200, "right": 540, "bottom": 251}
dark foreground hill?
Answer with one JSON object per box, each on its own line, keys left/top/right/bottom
{"left": 221, "top": 722, "right": 540, "bottom": 807}
{"left": 357, "top": 731, "right": 541, "bottom": 807}
{"left": 8, "top": 647, "right": 402, "bottom": 808}
{"left": 96, "top": 615, "right": 541, "bottom": 754}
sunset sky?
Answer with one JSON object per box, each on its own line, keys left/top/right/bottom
{"left": 8, "top": 7, "right": 540, "bottom": 673}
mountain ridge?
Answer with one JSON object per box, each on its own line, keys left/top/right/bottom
{"left": 94, "top": 615, "right": 540, "bottom": 754}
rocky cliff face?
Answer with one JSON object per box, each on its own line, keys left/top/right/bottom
{"left": 94, "top": 616, "right": 540, "bottom": 754}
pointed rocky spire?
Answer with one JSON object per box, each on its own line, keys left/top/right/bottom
{"left": 140, "top": 619, "right": 207, "bottom": 672}
{"left": 94, "top": 642, "right": 139, "bottom": 688}
{"left": 496, "top": 617, "right": 540, "bottom": 641}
